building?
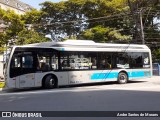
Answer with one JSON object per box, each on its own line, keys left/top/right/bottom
{"left": 0, "top": 0, "right": 33, "bottom": 15}
{"left": 0, "top": 0, "right": 33, "bottom": 32}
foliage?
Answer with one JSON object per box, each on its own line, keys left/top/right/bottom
{"left": 0, "top": 33, "right": 7, "bottom": 47}
{"left": 0, "top": 8, "right": 49, "bottom": 48}
{"left": 39, "top": 0, "right": 130, "bottom": 40}
{"left": 81, "top": 26, "right": 131, "bottom": 42}
{"left": 0, "top": 47, "right": 6, "bottom": 53}
{"left": 22, "top": 9, "right": 43, "bottom": 24}
{"left": 16, "top": 29, "right": 48, "bottom": 45}
{"left": 152, "top": 48, "right": 160, "bottom": 62}
{"left": 0, "top": 9, "right": 25, "bottom": 48}
{"left": 3, "top": 10, "right": 25, "bottom": 37}
{"left": 81, "top": 26, "right": 110, "bottom": 42}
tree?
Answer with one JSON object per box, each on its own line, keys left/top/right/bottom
{"left": 22, "top": 9, "right": 43, "bottom": 24}
{"left": 127, "top": 0, "right": 160, "bottom": 43}
{"left": 16, "top": 29, "right": 48, "bottom": 45}
{"left": 0, "top": 8, "right": 50, "bottom": 48}
{"left": 39, "top": 1, "right": 67, "bottom": 39}
{"left": 3, "top": 10, "right": 25, "bottom": 38}
{"left": 152, "top": 48, "right": 160, "bottom": 62}
{"left": 0, "top": 9, "right": 24, "bottom": 48}
{"left": 39, "top": 0, "right": 131, "bottom": 41}
{"left": 81, "top": 26, "right": 110, "bottom": 42}
{"left": 81, "top": 25, "right": 131, "bottom": 42}
{"left": 21, "top": 9, "right": 45, "bottom": 33}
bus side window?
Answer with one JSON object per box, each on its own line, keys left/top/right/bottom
{"left": 98, "top": 52, "right": 111, "bottom": 69}
{"left": 38, "top": 57, "right": 49, "bottom": 71}
{"left": 62, "top": 60, "right": 68, "bottom": 67}
{"left": 100, "top": 59, "right": 106, "bottom": 69}
{"left": 100, "top": 59, "right": 111, "bottom": 69}
{"left": 22, "top": 55, "right": 33, "bottom": 68}
{"left": 105, "top": 60, "right": 111, "bottom": 68}
{"left": 91, "top": 58, "right": 97, "bottom": 69}
{"left": 41, "top": 62, "right": 50, "bottom": 71}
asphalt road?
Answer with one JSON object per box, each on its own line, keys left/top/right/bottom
{"left": 0, "top": 76, "right": 160, "bottom": 120}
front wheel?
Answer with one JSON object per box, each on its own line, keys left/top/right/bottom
{"left": 44, "top": 75, "right": 57, "bottom": 89}
{"left": 118, "top": 72, "right": 128, "bottom": 84}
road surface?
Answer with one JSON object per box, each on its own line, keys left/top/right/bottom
{"left": 0, "top": 76, "right": 160, "bottom": 120}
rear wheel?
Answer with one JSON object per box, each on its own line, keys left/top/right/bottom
{"left": 118, "top": 72, "right": 128, "bottom": 84}
{"left": 44, "top": 75, "right": 57, "bottom": 89}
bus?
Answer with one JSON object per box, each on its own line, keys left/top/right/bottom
{"left": 4, "top": 40, "right": 152, "bottom": 89}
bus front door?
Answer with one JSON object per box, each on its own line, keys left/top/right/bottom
{"left": 19, "top": 73, "right": 35, "bottom": 88}
{"left": 19, "top": 53, "right": 35, "bottom": 88}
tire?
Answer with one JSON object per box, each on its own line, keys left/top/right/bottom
{"left": 117, "top": 72, "right": 128, "bottom": 84}
{"left": 44, "top": 75, "right": 57, "bottom": 89}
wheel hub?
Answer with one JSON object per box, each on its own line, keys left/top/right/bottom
{"left": 120, "top": 75, "right": 126, "bottom": 81}
{"left": 49, "top": 79, "right": 55, "bottom": 86}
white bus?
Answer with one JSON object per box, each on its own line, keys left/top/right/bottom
{"left": 4, "top": 40, "right": 152, "bottom": 89}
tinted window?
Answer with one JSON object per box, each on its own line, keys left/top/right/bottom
{"left": 60, "top": 52, "right": 97, "bottom": 70}
{"left": 22, "top": 52, "right": 33, "bottom": 68}
{"left": 37, "top": 51, "right": 58, "bottom": 71}
{"left": 142, "top": 52, "right": 150, "bottom": 68}
{"left": 112, "top": 52, "right": 150, "bottom": 69}
{"left": 116, "top": 53, "right": 130, "bottom": 69}
{"left": 97, "top": 52, "right": 112, "bottom": 69}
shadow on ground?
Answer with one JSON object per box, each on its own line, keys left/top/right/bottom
{"left": 1, "top": 80, "right": 147, "bottom": 93}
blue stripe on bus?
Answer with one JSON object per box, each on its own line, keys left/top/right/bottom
{"left": 128, "top": 71, "right": 151, "bottom": 78}
{"left": 91, "top": 72, "right": 118, "bottom": 80}
{"left": 128, "top": 71, "right": 144, "bottom": 78}
{"left": 91, "top": 71, "right": 151, "bottom": 80}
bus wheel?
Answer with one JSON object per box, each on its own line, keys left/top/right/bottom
{"left": 44, "top": 75, "right": 57, "bottom": 89}
{"left": 118, "top": 72, "right": 128, "bottom": 84}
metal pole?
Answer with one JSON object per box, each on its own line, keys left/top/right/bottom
{"left": 140, "top": 9, "right": 145, "bottom": 44}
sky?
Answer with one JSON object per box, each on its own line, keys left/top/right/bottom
{"left": 19, "top": 0, "right": 64, "bottom": 9}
